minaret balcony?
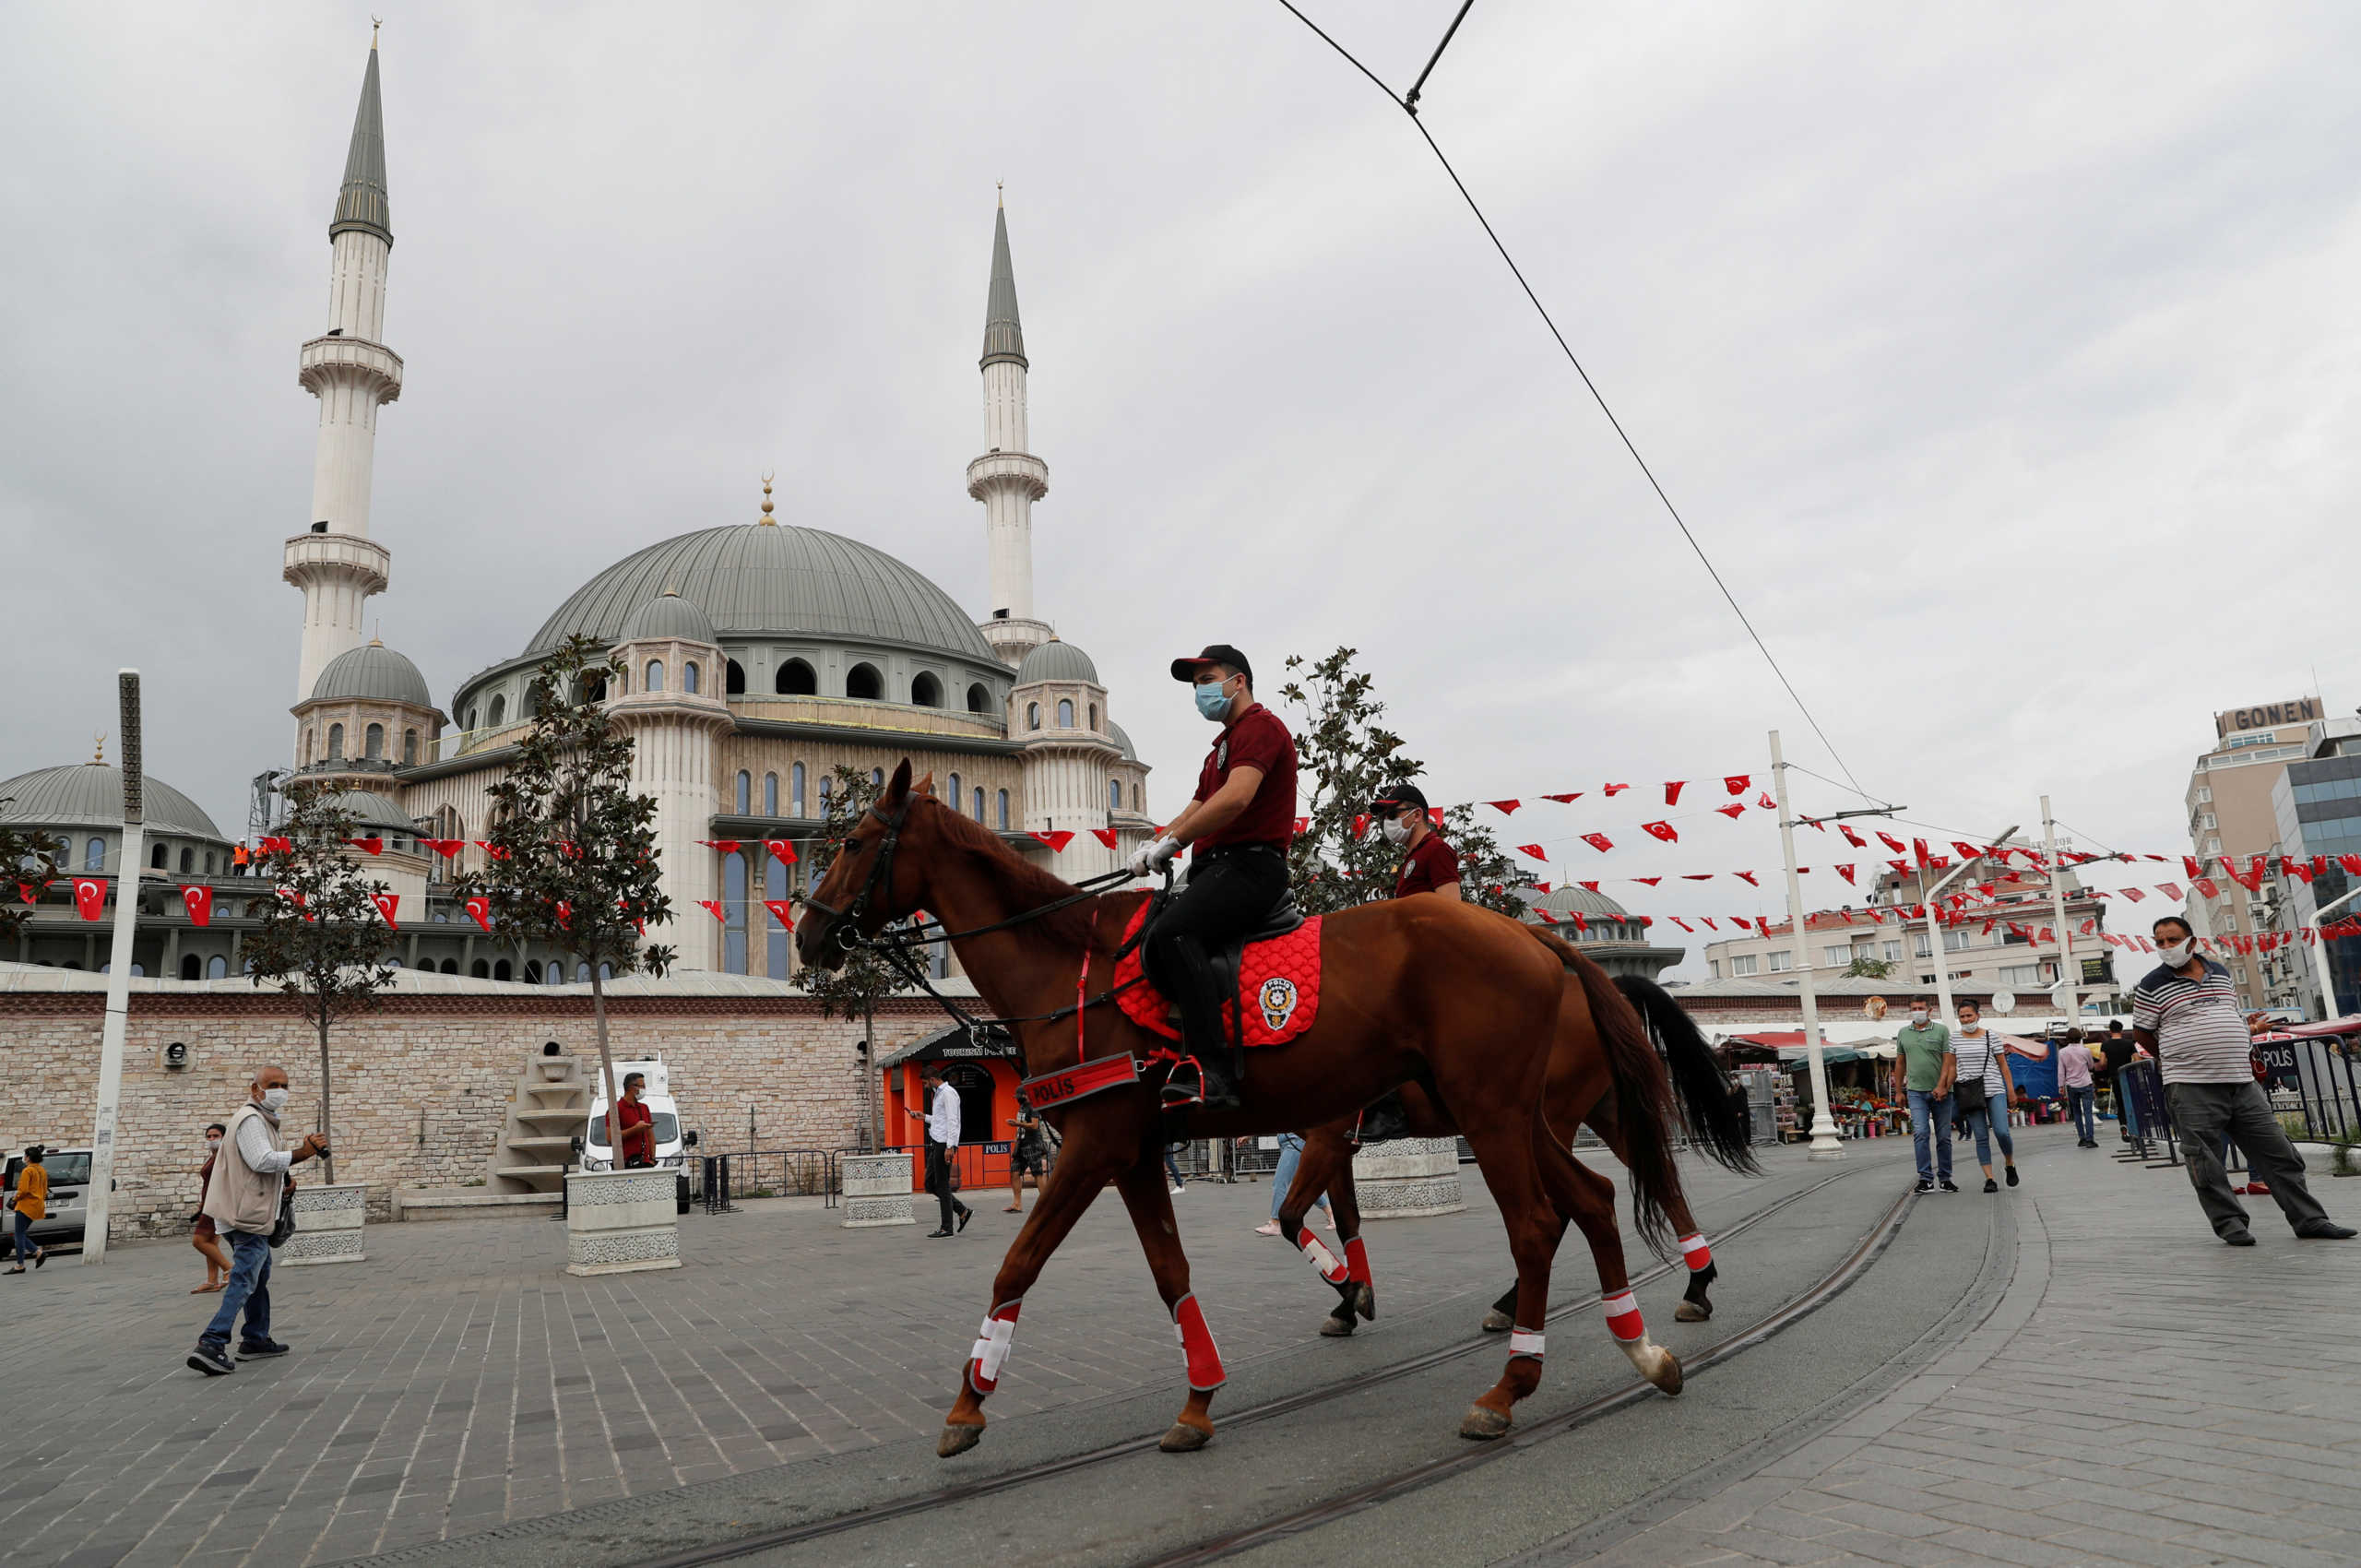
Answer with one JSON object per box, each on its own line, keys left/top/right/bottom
{"left": 299, "top": 334, "right": 404, "bottom": 403}
{"left": 282, "top": 530, "right": 391, "bottom": 593}
{"left": 966, "top": 450, "right": 1049, "bottom": 502}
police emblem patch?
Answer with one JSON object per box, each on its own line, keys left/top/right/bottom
{"left": 1258, "top": 976, "right": 1299, "bottom": 1032}
{"left": 1216, "top": 739, "right": 1229, "bottom": 768}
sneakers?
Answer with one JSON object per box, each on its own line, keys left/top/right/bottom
{"left": 2005, "top": 1165, "right": 2020, "bottom": 1188}
{"left": 1939, "top": 1179, "right": 1960, "bottom": 1194}
{"left": 1169, "top": 1184, "right": 1185, "bottom": 1196}
{"left": 237, "top": 1338, "right": 290, "bottom": 1359}
{"left": 1914, "top": 1178, "right": 1935, "bottom": 1194}
{"left": 1253, "top": 1219, "right": 1282, "bottom": 1237}
{"left": 187, "top": 1345, "right": 236, "bottom": 1376}
{"left": 1983, "top": 1177, "right": 1999, "bottom": 1194}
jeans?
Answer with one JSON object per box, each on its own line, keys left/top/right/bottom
{"left": 2066, "top": 1085, "right": 2095, "bottom": 1142}
{"left": 1957, "top": 1096, "right": 2016, "bottom": 1168}
{"left": 924, "top": 1142, "right": 968, "bottom": 1231}
{"left": 2165, "top": 1080, "right": 2331, "bottom": 1236}
{"left": 199, "top": 1230, "right": 274, "bottom": 1350}
{"left": 1907, "top": 1089, "right": 1953, "bottom": 1182}
{"left": 1164, "top": 1150, "right": 1187, "bottom": 1190}
{"left": 10, "top": 1209, "right": 33, "bottom": 1265}
{"left": 1270, "top": 1134, "right": 1328, "bottom": 1220}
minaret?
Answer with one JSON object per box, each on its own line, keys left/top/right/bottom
{"left": 968, "top": 190, "right": 1053, "bottom": 665}
{"left": 283, "top": 30, "right": 402, "bottom": 704}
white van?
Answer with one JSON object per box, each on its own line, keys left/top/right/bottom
{"left": 581, "top": 1058, "right": 694, "bottom": 1170}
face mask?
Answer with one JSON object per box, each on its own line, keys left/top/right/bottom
{"left": 2159, "top": 940, "right": 2192, "bottom": 966}
{"left": 1193, "top": 680, "right": 1231, "bottom": 720}
{"left": 259, "top": 1087, "right": 289, "bottom": 1114}
{"left": 1909, "top": 1010, "right": 1928, "bottom": 1025}
{"left": 206, "top": 1136, "right": 222, "bottom": 1149}
{"left": 1382, "top": 816, "right": 1410, "bottom": 845}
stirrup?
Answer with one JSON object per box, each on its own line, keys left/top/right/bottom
{"left": 1161, "top": 1056, "right": 1207, "bottom": 1108}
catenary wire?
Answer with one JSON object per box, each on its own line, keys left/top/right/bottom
{"left": 1275, "top": 1, "right": 1877, "bottom": 804}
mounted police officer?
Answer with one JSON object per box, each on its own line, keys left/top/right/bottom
{"left": 1129, "top": 644, "right": 1298, "bottom": 1111}
{"left": 1370, "top": 783, "right": 1461, "bottom": 902}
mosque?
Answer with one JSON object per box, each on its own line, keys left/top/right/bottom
{"left": 3, "top": 38, "right": 1154, "bottom": 984}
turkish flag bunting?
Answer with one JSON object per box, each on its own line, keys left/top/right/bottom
{"left": 1700, "top": 917, "right": 1718, "bottom": 930}
{"left": 1663, "top": 781, "right": 1685, "bottom": 805}
{"left": 2038, "top": 926, "right": 2055, "bottom": 942}
{"left": 1716, "top": 804, "right": 1745, "bottom": 819}
{"left": 1569, "top": 911, "right": 1588, "bottom": 932}
{"left": 260, "top": 837, "right": 292, "bottom": 854}
{"left": 2193, "top": 877, "right": 2220, "bottom": 898}
{"left": 2303, "top": 929, "right": 2318, "bottom": 945}
{"left": 1631, "top": 876, "right": 1662, "bottom": 886}
{"left": 18, "top": 882, "right": 42, "bottom": 906}
{"left": 277, "top": 887, "right": 314, "bottom": 922}
{"left": 763, "top": 900, "right": 795, "bottom": 928}
{"left": 1582, "top": 833, "right": 1614, "bottom": 853}
{"left": 697, "top": 899, "right": 725, "bottom": 921}
{"left": 1736, "top": 871, "right": 1759, "bottom": 885}
{"left": 2284, "top": 856, "right": 2315, "bottom": 884}
{"left": 764, "top": 838, "right": 799, "bottom": 862}
{"left": 1980, "top": 920, "right": 1996, "bottom": 934}
{"left": 347, "top": 837, "right": 383, "bottom": 856}
{"left": 1427, "top": 807, "right": 1445, "bottom": 827}
{"left": 1730, "top": 917, "right": 1751, "bottom": 931}
{"left": 1641, "top": 821, "right": 1678, "bottom": 842}
{"left": 1536, "top": 909, "right": 1558, "bottom": 924}
{"left": 465, "top": 897, "right": 492, "bottom": 932}
{"left": 1724, "top": 775, "right": 1750, "bottom": 795}
{"left": 1352, "top": 814, "right": 1370, "bottom": 838}
{"left": 556, "top": 840, "right": 584, "bottom": 860}
{"left": 1091, "top": 827, "right": 1119, "bottom": 849}
{"left": 374, "top": 892, "right": 399, "bottom": 929}
{"left": 1535, "top": 882, "right": 1553, "bottom": 894}
{"left": 1887, "top": 860, "right": 1911, "bottom": 874}
{"left": 1542, "top": 792, "right": 1583, "bottom": 804}
{"left": 1757, "top": 792, "right": 1777, "bottom": 811}
{"left": 1488, "top": 800, "right": 1521, "bottom": 815}
{"left": 179, "top": 884, "right": 213, "bottom": 926}
{"left": 2342, "top": 854, "right": 2361, "bottom": 877}
{"left": 1603, "top": 783, "right": 1630, "bottom": 796}
{"left": 422, "top": 838, "right": 464, "bottom": 858}
{"left": 473, "top": 841, "right": 510, "bottom": 861}
{"left": 2079, "top": 919, "right": 2095, "bottom": 935}
{"left": 1912, "top": 838, "right": 1931, "bottom": 867}
{"left": 553, "top": 900, "right": 572, "bottom": 930}
{"left": 1578, "top": 881, "right": 1601, "bottom": 893}
{"left": 1682, "top": 873, "right": 1714, "bottom": 881}
{"left": 1835, "top": 864, "right": 1856, "bottom": 884}
{"left": 2120, "top": 886, "right": 2145, "bottom": 901}
{"left": 1875, "top": 832, "right": 1905, "bottom": 853}
{"left": 1670, "top": 917, "right": 1693, "bottom": 932}
{"left": 699, "top": 839, "right": 742, "bottom": 854}
{"left": 1839, "top": 825, "right": 1867, "bottom": 848}
{"left": 1030, "top": 831, "right": 1075, "bottom": 852}
{"left": 1951, "top": 841, "right": 1982, "bottom": 861}
{"left": 1293, "top": 817, "right": 1311, "bottom": 835}
{"left": 1515, "top": 844, "right": 1548, "bottom": 861}
{"left": 2158, "top": 882, "right": 2182, "bottom": 900}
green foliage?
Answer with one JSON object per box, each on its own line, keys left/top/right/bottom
{"left": 0, "top": 814, "right": 60, "bottom": 944}
{"left": 1843, "top": 956, "right": 1898, "bottom": 979}
{"left": 1275, "top": 647, "right": 1529, "bottom": 920}
{"left": 794, "top": 764, "right": 906, "bottom": 1021}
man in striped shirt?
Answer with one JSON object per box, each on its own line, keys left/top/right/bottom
{"left": 2132, "top": 914, "right": 2352, "bottom": 1246}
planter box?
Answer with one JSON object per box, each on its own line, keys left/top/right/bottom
{"left": 1352, "top": 1136, "right": 1465, "bottom": 1220}
{"left": 564, "top": 1169, "right": 682, "bottom": 1276}
{"left": 279, "top": 1182, "right": 367, "bottom": 1266}
{"left": 840, "top": 1152, "right": 917, "bottom": 1229}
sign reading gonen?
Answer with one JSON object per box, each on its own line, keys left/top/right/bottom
{"left": 2216, "top": 697, "right": 2321, "bottom": 737}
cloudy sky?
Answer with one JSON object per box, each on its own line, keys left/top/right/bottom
{"left": 6, "top": 3, "right": 2356, "bottom": 973}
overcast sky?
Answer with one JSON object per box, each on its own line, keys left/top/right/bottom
{"left": 6, "top": 3, "right": 2356, "bottom": 975}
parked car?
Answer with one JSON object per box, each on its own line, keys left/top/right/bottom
{"left": 581, "top": 1058, "right": 696, "bottom": 1170}
{"left": 4, "top": 1146, "right": 94, "bottom": 1249}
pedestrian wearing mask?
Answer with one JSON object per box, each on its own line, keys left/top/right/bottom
{"left": 192, "top": 1122, "right": 231, "bottom": 1292}
{"left": 1949, "top": 1002, "right": 2021, "bottom": 1194}
{"left": 187, "top": 1064, "right": 329, "bottom": 1374}
{"left": 1894, "top": 998, "right": 1957, "bottom": 1194}
{"left": 2057, "top": 1031, "right": 2098, "bottom": 1147}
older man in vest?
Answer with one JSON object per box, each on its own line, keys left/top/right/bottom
{"left": 187, "top": 1064, "right": 328, "bottom": 1376}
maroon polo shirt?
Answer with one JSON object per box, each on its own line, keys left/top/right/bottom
{"left": 1192, "top": 703, "right": 1298, "bottom": 852}
{"left": 1396, "top": 833, "right": 1461, "bottom": 897}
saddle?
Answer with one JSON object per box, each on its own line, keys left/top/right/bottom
{"left": 1114, "top": 892, "right": 1323, "bottom": 1050}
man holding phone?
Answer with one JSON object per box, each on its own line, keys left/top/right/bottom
{"left": 187, "top": 1063, "right": 329, "bottom": 1375}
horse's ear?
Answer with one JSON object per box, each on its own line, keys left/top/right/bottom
{"left": 912, "top": 770, "right": 937, "bottom": 798}
{"left": 886, "top": 758, "right": 913, "bottom": 802}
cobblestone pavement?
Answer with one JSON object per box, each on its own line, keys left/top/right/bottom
{"left": 1542, "top": 1134, "right": 2361, "bottom": 1568}
{"left": 0, "top": 1150, "right": 1786, "bottom": 1568}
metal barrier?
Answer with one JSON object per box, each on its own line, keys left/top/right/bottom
{"left": 685, "top": 1148, "right": 838, "bottom": 1211}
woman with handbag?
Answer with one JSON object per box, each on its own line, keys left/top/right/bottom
{"left": 1950, "top": 1001, "right": 2021, "bottom": 1194}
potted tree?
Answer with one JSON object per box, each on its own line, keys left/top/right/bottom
{"left": 457, "top": 636, "right": 680, "bottom": 1275}
{"left": 244, "top": 783, "right": 400, "bottom": 1264}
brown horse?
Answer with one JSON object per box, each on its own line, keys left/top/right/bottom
{"left": 796, "top": 763, "right": 1690, "bottom": 1456}
{"left": 1271, "top": 962, "right": 1758, "bottom": 1339}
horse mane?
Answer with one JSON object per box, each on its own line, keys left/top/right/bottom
{"left": 920, "top": 794, "right": 1129, "bottom": 955}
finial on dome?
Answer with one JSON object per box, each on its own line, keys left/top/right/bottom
{"left": 997, "top": 180, "right": 1003, "bottom": 208}
{"left": 371, "top": 15, "right": 382, "bottom": 47}
{"left": 758, "top": 471, "right": 777, "bottom": 526}
{"left": 92, "top": 731, "right": 106, "bottom": 765}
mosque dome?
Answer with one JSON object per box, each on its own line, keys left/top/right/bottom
{"left": 1523, "top": 883, "right": 1648, "bottom": 940}
{"left": 0, "top": 764, "right": 228, "bottom": 841}
{"left": 311, "top": 641, "right": 433, "bottom": 707}
{"left": 618, "top": 588, "right": 718, "bottom": 646}
{"left": 321, "top": 790, "right": 419, "bottom": 832}
{"left": 1014, "top": 637, "right": 1099, "bottom": 686}
{"left": 1107, "top": 719, "right": 1137, "bottom": 761}
{"left": 524, "top": 526, "right": 999, "bottom": 663}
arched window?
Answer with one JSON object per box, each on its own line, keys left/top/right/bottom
{"left": 326, "top": 723, "right": 345, "bottom": 760}
{"left": 1027, "top": 703, "right": 1040, "bottom": 731}
{"left": 488, "top": 695, "right": 506, "bottom": 727}
{"left": 493, "top": 958, "right": 513, "bottom": 981}
{"left": 1088, "top": 704, "right": 1097, "bottom": 731}
{"left": 402, "top": 730, "right": 419, "bottom": 766}
{"left": 724, "top": 851, "right": 749, "bottom": 974}
{"left": 576, "top": 962, "right": 593, "bottom": 983}
{"left": 364, "top": 722, "right": 385, "bottom": 760}
{"left": 85, "top": 837, "right": 104, "bottom": 873}
{"left": 791, "top": 762, "right": 806, "bottom": 815}
{"left": 617, "top": 668, "right": 628, "bottom": 695}
{"left": 997, "top": 790, "right": 1010, "bottom": 829}
{"left": 974, "top": 787, "right": 986, "bottom": 821}
{"left": 525, "top": 960, "right": 543, "bottom": 984}
{"left": 911, "top": 672, "right": 943, "bottom": 707}
{"left": 819, "top": 775, "right": 833, "bottom": 812}
{"left": 736, "top": 770, "right": 752, "bottom": 814}
{"left": 764, "top": 772, "right": 778, "bottom": 815}
{"left": 846, "top": 663, "right": 884, "bottom": 700}
{"left": 582, "top": 671, "right": 607, "bottom": 703}
{"left": 1110, "top": 778, "right": 1122, "bottom": 814}
{"left": 684, "top": 661, "right": 700, "bottom": 694}
{"left": 203, "top": 852, "right": 215, "bottom": 875}
{"left": 1133, "top": 782, "right": 1142, "bottom": 811}
{"left": 871, "top": 767, "right": 884, "bottom": 787}
{"left": 179, "top": 847, "right": 194, "bottom": 873}
{"left": 300, "top": 729, "right": 313, "bottom": 766}
{"left": 441, "top": 958, "right": 459, "bottom": 975}
{"left": 150, "top": 843, "right": 168, "bottom": 870}
{"left": 967, "top": 683, "right": 991, "bottom": 713}
{"left": 776, "top": 659, "right": 816, "bottom": 695}
{"left": 766, "top": 852, "right": 791, "bottom": 980}
{"left": 464, "top": 707, "right": 478, "bottom": 733}
{"left": 470, "top": 958, "right": 491, "bottom": 979}
{"left": 207, "top": 956, "right": 228, "bottom": 980}
{"left": 726, "top": 659, "right": 746, "bottom": 695}
{"left": 547, "top": 961, "right": 564, "bottom": 985}
{"left": 1057, "top": 699, "right": 1074, "bottom": 728}
{"left": 646, "top": 659, "right": 665, "bottom": 693}
{"left": 947, "top": 772, "right": 962, "bottom": 815}
{"left": 180, "top": 953, "right": 201, "bottom": 980}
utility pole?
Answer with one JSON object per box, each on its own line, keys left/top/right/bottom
{"left": 1920, "top": 823, "right": 2019, "bottom": 1031}
{"left": 2041, "top": 796, "right": 2080, "bottom": 1032}
{"left": 85, "top": 670, "right": 142, "bottom": 1263}
{"left": 1769, "top": 731, "right": 1843, "bottom": 1159}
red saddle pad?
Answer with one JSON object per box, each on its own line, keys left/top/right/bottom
{"left": 1113, "top": 902, "right": 1324, "bottom": 1047}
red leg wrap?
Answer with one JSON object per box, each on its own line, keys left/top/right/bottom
{"left": 1344, "top": 1235, "right": 1373, "bottom": 1287}
{"left": 1297, "top": 1227, "right": 1349, "bottom": 1286}
{"left": 966, "top": 1300, "right": 1023, "bottom": 1396}
{"left": 1173, "top": 1292, "right": 1227, "bottom": 1391}
{"left": 1678, "top": 1232, "right": 1713, "bottom": 1272}
{"left": 1603, "top": 1289, "right": 1645, "bottom": 1342}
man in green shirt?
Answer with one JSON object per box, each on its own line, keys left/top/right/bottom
{"left": 1893, "top": 997, "right": 1957, "bottom": 1194}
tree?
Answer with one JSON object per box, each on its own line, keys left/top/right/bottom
{"left": 0, "top": 808, "right": 60, "bottom": 944}
{"left": 457, "top": 636, "right": 676, "bottom": 1162}
{"left": 795, "top": 764, "right": 908, "bottom": 1151}
{"left": 1275, "top": 647, "right": 1530, "bottom": 919}
{"left": 1843, "top": 955, "right": 1897, "bottom": 979}
{"left": 243, "top": 783, "right": 401, "bottom": 1185}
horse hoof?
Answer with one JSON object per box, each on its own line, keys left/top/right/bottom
{"left": 1479, "top": 1309, "right": 1513, "bottom": 1334}
{"left": 938, "top": 1422, "right": 985, "bottom": 1458}
{"left": 1459, "top": 1404, "right": 1513, "bottom": 1441}
{"left": 1652, "top": 1350, "right": 1685, "bottom": 1396}
{"left": 1675, "top": 1298, "right": 1712, "bottom": 1323}
{"left": 1159, "top": 1420, "right": 1213, "bottom": 1453}
{"left": 1354, "top": 1282, "right": 1378, "bottom": 1322}
{"left": 1321, "top": 1312, "right": 1356, "bottom": 1337}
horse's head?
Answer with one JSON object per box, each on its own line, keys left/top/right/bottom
{"left": 796, "top": 759, "right": 940, "bottom": 971}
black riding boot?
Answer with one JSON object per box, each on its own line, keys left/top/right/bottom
{"left": 1358, "top": 1089, "right": 1410, "bottom": 1144}
{"left": 1160, "top": 936, "right": 1242, "bottom": 1111}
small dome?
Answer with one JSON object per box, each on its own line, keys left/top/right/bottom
{"left": 618, "top": 589, "right": 718, "bottom": 646}
{"left": 1523, "top": 883, "right": 1648, "bottom": 941}
{"left": 1107, "top": 719, "right": 1137, "bottom": 761}
{"left": 1015, "top": 637, "right": 1099, "bottom": 686}
{"left": 312, "top": 642, "right": 433, "bottom": 707}
{"left": 308, "top": 790, "right": 419, "bottom": 833}
{"left": 0, "top": 763, "right": 227, "bottom": 841}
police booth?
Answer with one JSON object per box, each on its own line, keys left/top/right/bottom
{"left": 878, "top": 1024, "right": 1025, "bottom": 1194}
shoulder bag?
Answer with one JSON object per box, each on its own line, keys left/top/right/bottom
{"left": 1952, "top": 1036, "right": 1989, "bottom": 1116}
{"left": 268, "top": 1178, "right": 298, "bottom": 1248}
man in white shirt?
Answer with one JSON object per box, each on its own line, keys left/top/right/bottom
{"left": 905, "top": 1065, "right": 973, "bottom": 1238}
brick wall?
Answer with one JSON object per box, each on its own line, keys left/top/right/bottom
{"left": 0, "top": 992, "right": 943, "bottom": 1237}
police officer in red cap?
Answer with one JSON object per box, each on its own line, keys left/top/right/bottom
{"left": 1130, "top": 644, "right": 1297, "bottom": 1110}
{"left": 1370, "top": 783, "right": 1461, "bottom": 902}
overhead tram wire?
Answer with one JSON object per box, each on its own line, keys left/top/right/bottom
{"left": 1275, "top": 2, "right": 1880, "bottom": 806}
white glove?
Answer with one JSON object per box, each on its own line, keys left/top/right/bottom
{"left": 1129, "top": 836, "right": 1182, "bottom": 878}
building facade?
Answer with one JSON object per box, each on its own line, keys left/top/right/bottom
{"left": 2183, "top": 699, "right": 2328, "bottom": 1006}
{"left": 2265, "top": 728, "right": 2361, "bottom": 1019}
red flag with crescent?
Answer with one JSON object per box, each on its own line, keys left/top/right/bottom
{"left": 73, "top": 878, "right": 107, "bottom": 921}
{"left": 260, "top": 836, "right": 292, "bottom": 855}
{"left": 1488, "top": 801, "right": 1521, "bottom": 815}
{"left": 277, "top": 887, "right": 314, "bottom": 922}
{"left": 473, "top": 841, "right": 510, "bottom": 861}
{"left": 763, "top": 898, "right": 795, "bottom": 929}
{"left": 1352, "top": 814, "right": 1370, "bottom": 838}
{"left": 422, "top": 838, "right": 464, "bottom": 859}
{"left": 554, "top": 900, "right": 573, "bottom": 930}
{"left": 1091, "top": 827, "right": 1119, "bottom": 849}
{"left": 764, "top": 838, "right": 798, "bottom": 863}
{"left": 174, "top": 884, "right": 211, "bottom": 926}
{"left": 1663, "top": 781, "right": 1685, "bottom": 805}
{"left": 347, "top": 837, "right": 384, "bottom": 856}
{"left": 1582, "top": 832, "right": 1613, "bottom": 853}
{"left": 1757, "top": 792, "right": 1777, "bottom": 811}
{"left": 1736, "top": 871, "right": 1760, "bottom": 885}
{"left": 18, "top": 882, "right": 42, "bottom": 907}
{"left": 1515, "top": 844, "right": 1548, "bottom": 861}
{"left": 1716, "top": 804, "right": 1744, "bottom": 818}
{"left": 465, "top": 897, "right": 492, "bottom": 932}
{"left": 1641, "top": 821, "right": 1678, "bottom": 842}
{"left": 1536, "top": 909, "right": 1558, "bottom": 924}
{"left": 1030, "top": 831, "right": 1074, "bottom": 852}
{"left": 1724, "top": 775, "right": 1750, "bottom": 795}
{"left": 1602, "top": 783, "right": 1630, "bottom": 796}
{"left": 1542, "top": 792, "right": 1583, "bottom": 803}
{"left": 373, "top": 891, "right": 399, "bottom": 929}
{"left": 1839, "top": 825, "right": 1867, "bottom": 848}
{"left": 698, "top": 899, "right": 725, "bottom": 921}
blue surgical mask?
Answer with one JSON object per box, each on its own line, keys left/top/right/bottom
{"left": 1194, "top": 680, "right": 1231, "bottom": 720}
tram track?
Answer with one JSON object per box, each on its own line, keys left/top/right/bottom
{"left": 617, "top": 1166, "right": 1870, "bottom": 1568}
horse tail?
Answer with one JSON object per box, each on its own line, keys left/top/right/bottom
{"left": 1527, "top": 929, "right": 1686, "bottom": 1257}
{"left": 1615, "top": 972, "right": 1762, "bottom": 1176}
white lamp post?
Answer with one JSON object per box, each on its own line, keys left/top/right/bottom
{"left": 1769, "top": 731, "right": 1842, "bottom": 1159}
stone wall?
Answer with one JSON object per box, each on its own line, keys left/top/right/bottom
{"left": 0, "top": 990, "right": 943, "bottom": 1239}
